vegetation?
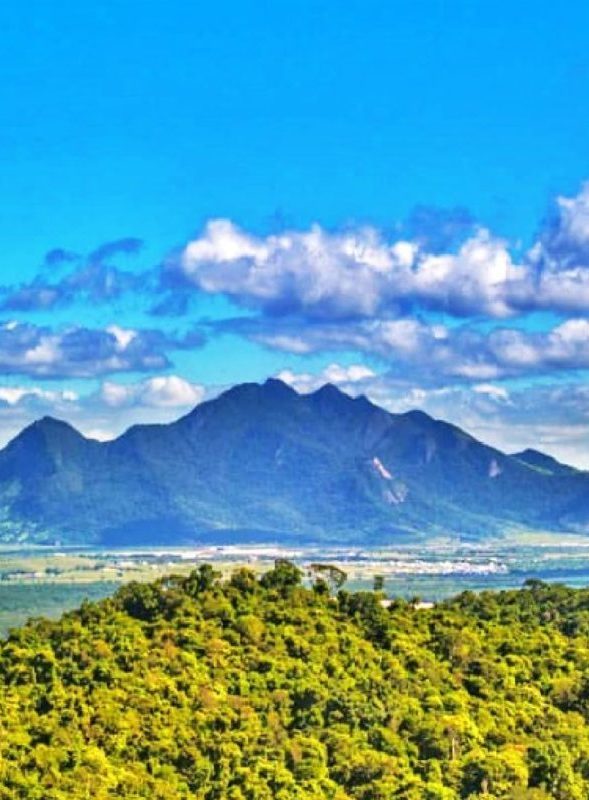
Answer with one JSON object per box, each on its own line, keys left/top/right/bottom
{"left": 2, "top": 565, "right": 589, "bottom": 797}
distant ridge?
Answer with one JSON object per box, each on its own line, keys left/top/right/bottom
{"left": 512, "top": 448, "right": 578, "bottom": 476}
{"left": 0, "top": 379, "right": 587, "bottom": 545}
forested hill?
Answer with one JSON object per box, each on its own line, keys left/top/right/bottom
{"left": 1, "top": 567, "right": 589, "bottom": 798}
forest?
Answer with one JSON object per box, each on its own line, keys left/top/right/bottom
{"left": 1, "top": 562, "right": 589, "bottom": 798}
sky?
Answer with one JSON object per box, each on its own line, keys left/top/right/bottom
{"left": 1, "top": 0, "right": 589, "bottom": 466}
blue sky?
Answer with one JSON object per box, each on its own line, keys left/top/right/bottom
{"left": 1, "top": 0, "right": 589, "bottom": 465}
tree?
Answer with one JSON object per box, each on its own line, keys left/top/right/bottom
{"left": 260, "top": 559, "right": 303, "bottom": 590}
{"left": 308, "top": 563, "right": 347, "bottom": 593}
{"left": 183, "top": 564, "right": 221, "bottom": 596}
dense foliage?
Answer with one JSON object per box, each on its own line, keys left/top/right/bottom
{"left": 2, "top": 565, "right": 589, "bottom": 798}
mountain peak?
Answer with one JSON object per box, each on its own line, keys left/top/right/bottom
{"left": 36, "top": 415, "right": 77, "bottom": 428}
{"left": 262, "top": 377, "right": 298, "bottom": 396}
{"left": 309, "top": 382, "right": 348, "bottom": 401}
{"left": 513, "top": 448, "right": 578, "bottom": 475}
{"left": 313, "top": 383, "right": 345, "bottom": 397}
{"left": 401, "top": 409, "right": 435, "bottom": 424}
{"left": 5, "top": 416, "right": 88, "bottom": 453}
{"left": 21, "top": 415, "right": 84, "bottom": 437}
{"left": 182, "top": 377, "right": 299, "bottom": 422}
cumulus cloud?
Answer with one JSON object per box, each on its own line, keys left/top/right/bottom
{"left": 162, "top": 182, "right": 589, "bottom": 321}
{"left": 173, "top": 218, "right": 528, "bottom": 319}
{"left": 1, "top": 181, "right": 588, "bottom": 465}
{"left": 99, "top": 375, "right": 205, "bottom": 409}
{"left": 1, "top": 237, "right": 150, "bottom": 311}
{"left": 43, "top": 248, "right": 78, "bottom": 268}
{"left": 0, "top": 386, "right": 78, "bottom": 408}
{"left": 276, "top": 363, "right": 376, "bottom": 394}
{"left": 6, "top": 182, "right": 589, "bottom": 320}
{"left": 173, "top": 219, "right": 419, "bottom": 319}
{"left": 0, "top": 375, "right": 207, "bottom": 447}
{"left": 531, "top": 182, "right": 589, "bottom": 271}
{"left": 0, "top": 321, "right": 204, "bottom": 379}
{"left": 5, "top": 182, "right": 589, "bottom": 322}
{"left": 502, "top": 185, "right": 589, "bottom": 316}
{"left": 471, "top": 383, "right": 510, "bottom": 402}
{"left": 88, "top": 238, "right": 143, "bottom": 264}
{"left": 220, "top": 315, "right": 589, "bottom": 384}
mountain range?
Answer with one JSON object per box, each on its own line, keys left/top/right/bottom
{"left": 0, "top": 378, "right": 587, "bottom": 545}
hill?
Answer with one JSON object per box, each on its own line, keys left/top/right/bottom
{"left": 1, "top": 564, "right": 589, "bottom": 798}
{"left": 0, "top": 379, "right": 587, "bottom": 544}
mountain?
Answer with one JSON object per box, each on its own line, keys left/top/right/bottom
{"left": 0, "top": 378, "right": 587, "bottom": 545}
{"left": 512, "top": 448, "right": 579, "bottom": 476}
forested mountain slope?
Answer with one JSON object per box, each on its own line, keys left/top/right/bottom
{"left": 2, "top": 565, "right": 589, "bottom": 797}
{"left": 0, "top": 379, "right": 587, "bottom": 544}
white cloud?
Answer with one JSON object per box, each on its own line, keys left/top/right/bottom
{"left": 5, "top": 182, "right": 589, "bottom": 328}
{"left": 100, "top": 375, "right": 205, "bottom": 409}
{"left": 557, "top": 183, "right": 589, "bottom": 247}
{"left": 175, "top": 220, "right": 527, "bottom": 320}
{"left": 277, "top": 363, "right": 376, "bottom": 394}
{"left": 106, "top": 325, "right": 138, "bottom": 350}
{"left": 139, "top": 375, "right": 205, "bottom": 407}
{"left": 0, "top": 375, "right": 207, "bottom": 448}
{"left": 530, "top": 182, "right": 589, "bottom": 271}
{"left": 411, "top": 229, "right": 523, "bottom": 317}
{"left": 22, "top": 338, "right": 62, "bottom": 367}
{"left": 472, "top": 383, "right": 510, "bottom": 402}
{"left": 170, "top": 183, "right": 589, "bottom": 322}
{"left": 0, "top": 386, "right": 78, "bottom": 407}
{"left": 248, "top": 315, "right": 589, "bottom": 383}
{"left": 323, "top": 363, "right": 375, "bottom": 383}
{"left": 179, "top": 219, "right": 421, "bottom": 319}
{"left": 100, "top": 381, "right": 134, "bottom": 408}
{"left": 0, "top": 321, "right": 205, "bottom": 379}
{"left": 0, "top": 321, "right": 167, "bottom": 378}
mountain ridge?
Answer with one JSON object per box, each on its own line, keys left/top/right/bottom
{"left": 512, "top": 447, "right": 579, "bottom": 476}
{"left": 0, "top": 379, "right": 587, "bottom": 545}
